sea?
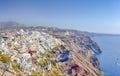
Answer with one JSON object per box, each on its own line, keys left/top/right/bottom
{"left": 92, "top": 35, "right": 120, "bottom": 76}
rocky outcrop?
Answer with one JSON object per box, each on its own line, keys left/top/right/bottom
{"left": 78, "top": 35, "right": 102, "bottom": 54}
{"left": 90, "top": 56, "right": 100, "bottom": 70}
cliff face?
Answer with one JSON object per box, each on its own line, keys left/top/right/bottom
{"left": 0, "top": 22, "right": 104, "bottom": 76}
{"left": 77, "top": 34, "right": 102, "bottom": 54}
{"left": 51, "top": 32, "right": 104, "bottom": 76}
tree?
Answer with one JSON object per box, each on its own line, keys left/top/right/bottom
{"left": 0, "top": 54, "right": 11, "bottom": 63}
{"left": 32, "top": 70, "right": 42, "bottom": 76}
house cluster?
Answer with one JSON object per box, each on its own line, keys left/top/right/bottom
{"left": 0, "top": 29, "right": 82, "bottom": 76}
{"left": 0, "top": 29, "right": 68, "bottom": 75}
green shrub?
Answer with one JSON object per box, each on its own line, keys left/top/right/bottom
{"left": 51, "top": 60, "right": 57, "bottom": 68}
{"left": 12, "top": 64, "right": 23, "bottom": 71}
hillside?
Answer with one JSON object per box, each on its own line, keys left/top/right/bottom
{"left": 0, "top": 22, "right": 104, "bottom": 76}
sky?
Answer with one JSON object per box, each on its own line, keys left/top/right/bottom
{"left": 0, "top": 0, "right": 120, "bottom": 34}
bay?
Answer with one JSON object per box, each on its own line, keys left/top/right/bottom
{"left": 92, "top": 36, "right": 120, "bottom": 76}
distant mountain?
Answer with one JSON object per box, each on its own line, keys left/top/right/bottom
{"left": 0, "top": 21, "right": 29, "bottom": 32}
{"left": 83, "top": 31, "right": 120, "bottom": 37}
{"left": 0, "top": 21, "right": 24, "bottom": 28}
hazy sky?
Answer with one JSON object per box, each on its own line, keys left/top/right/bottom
{"left": 0, "top": 0, "right": 120, "bottom": 34}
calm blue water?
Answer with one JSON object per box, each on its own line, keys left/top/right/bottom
{"left": 92, "top": 36, "right": 120, "bottom": 76}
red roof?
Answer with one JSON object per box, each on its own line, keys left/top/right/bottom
{"left": 28, "top": 50, "right": 37, "bottom": 55}
{"left": 71, "top": 64, "right": 79, "bottom": 70}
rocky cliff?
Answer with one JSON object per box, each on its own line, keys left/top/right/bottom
{"left": 48, "top": 30, "right": 104, "bottom": 75}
